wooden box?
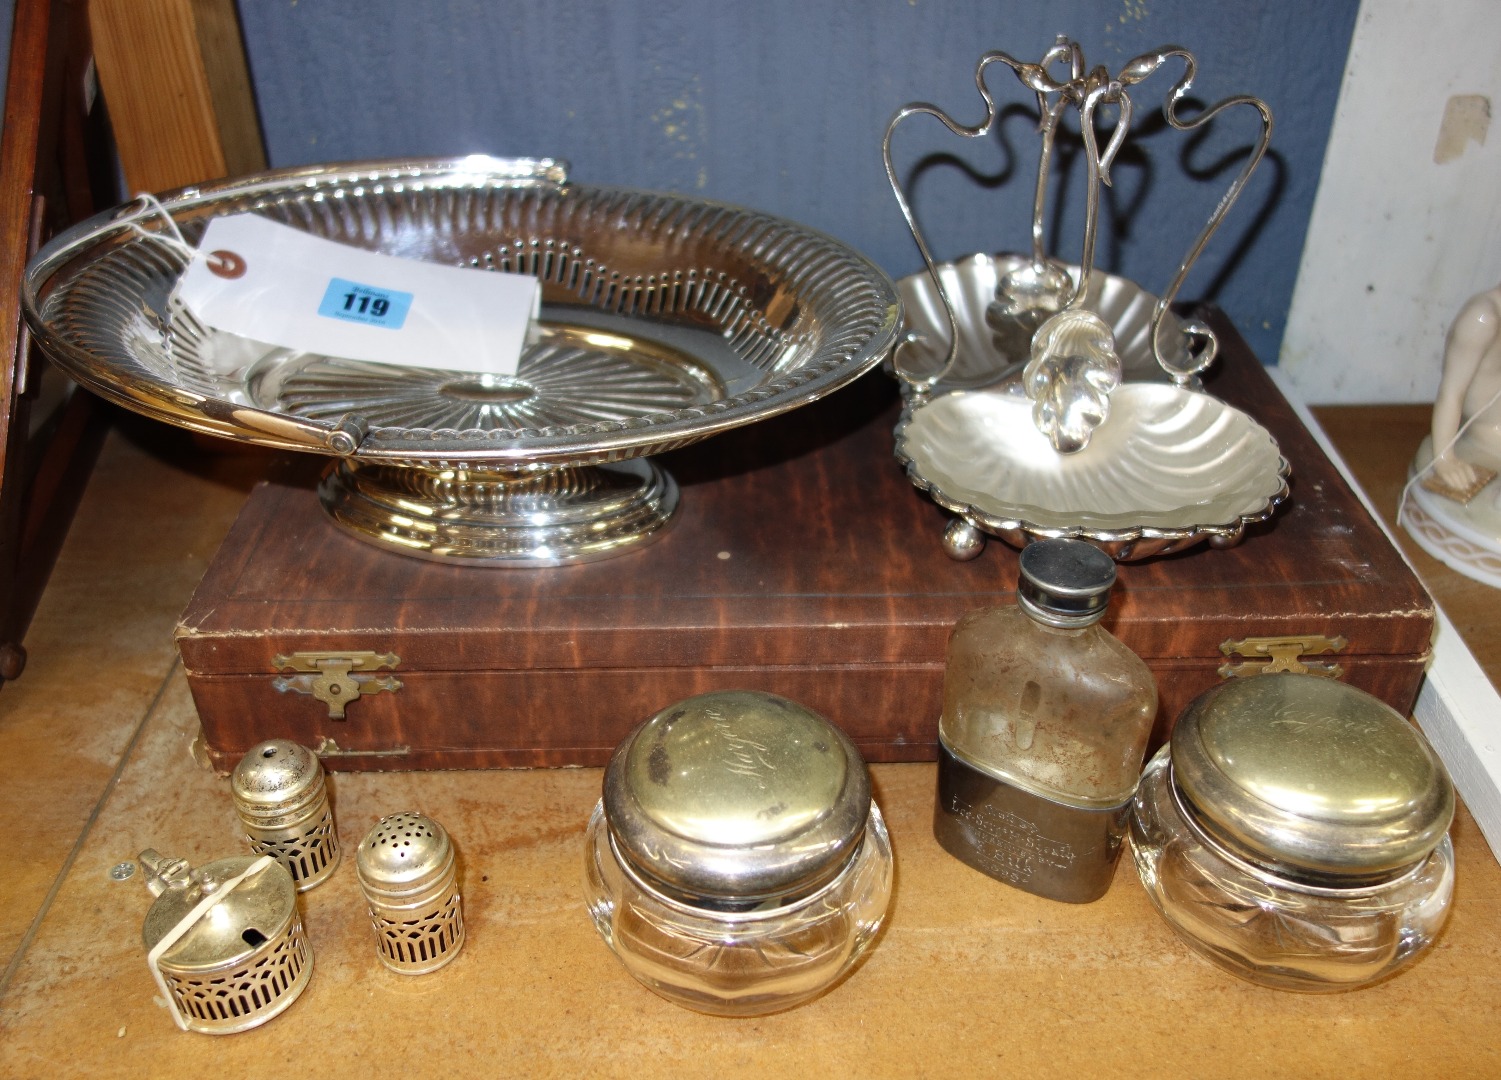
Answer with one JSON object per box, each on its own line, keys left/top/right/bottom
{"left": 176, "top": 312, "right": 1434, "bottom": 771}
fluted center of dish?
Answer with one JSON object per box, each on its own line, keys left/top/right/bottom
{"left": 440, "top": 378, "right": 534, "bottom": 405}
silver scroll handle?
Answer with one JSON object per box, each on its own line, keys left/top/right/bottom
{"left": 884, "top": 42, "right": 1137, "bottom": 395}
{"left": 882, "top": 43, "right": 1088, "bottom": 395}
{"left": 1116, "top": 48, "right": 1273, "bottom": 384}
{"left": 883, "top": 40, "right": 1272, "bottom": 392}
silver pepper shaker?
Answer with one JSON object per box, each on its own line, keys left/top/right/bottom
{"left": 355, "top": 811, "right": 464, "bottom": 974}
{"left": 138, "top": 849, "right": 314, "bottom": 1034}
{"left": 230, "top": 740, "right": 340, "bottom": 891}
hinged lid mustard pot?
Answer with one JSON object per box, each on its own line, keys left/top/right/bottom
{"left": 138, "top": 849, "right": 313, "bottom": 1033}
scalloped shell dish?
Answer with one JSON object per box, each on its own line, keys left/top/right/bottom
{"left": 894, "top": 254, "right": 1186, "bottom": 393}
{"left": 892, "top": 256, "right": 1288, "bottom": 560}
{"left": 896, "top": 381, "right": 1290, "bottom": 561}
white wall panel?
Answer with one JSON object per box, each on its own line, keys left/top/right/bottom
{"left": 1281, "top": 0, "right": 1501, "bottom": 404}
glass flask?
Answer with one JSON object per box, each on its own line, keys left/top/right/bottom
{"left": 583, "top": 690, "right": 893, "bottom": 1016}
{"left": 1130, "top": 672, "right": 1456, "bottom": 992}
{"left": 935, "top": 537, "right": 1157, "bottom": 902}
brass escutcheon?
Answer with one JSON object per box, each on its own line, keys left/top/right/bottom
{"left": 271, "top": 651, "right": 402, "bottom": 718}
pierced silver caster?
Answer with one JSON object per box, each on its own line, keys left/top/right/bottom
{"left": 356, "top": 811, "right": 465, "bottom": 975}
{"left": 231, "top": 739, "right": 340, "bottom": 891}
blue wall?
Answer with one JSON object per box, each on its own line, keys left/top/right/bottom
{"left": 236, "top": 0, "right": 1359, "bottom": 363}
{"left": 0, "top": 0, "right": 14, "bottom": 116}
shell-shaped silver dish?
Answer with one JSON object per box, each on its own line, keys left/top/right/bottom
{"left": 895, "top": 381, "right": 1290, "bottom": 561}
{"left": 894, "top": 253, "right": 1189, "bottom": 394}
{"left": 23, "top": 157, "right": 900, "bottom": 467}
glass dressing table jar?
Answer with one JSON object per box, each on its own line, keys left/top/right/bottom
{"left": 583, "top": 690, "right": 893, "bottom": 1015}
{"left": 1130, "top": 673, "right": 1456, "bottom": 991}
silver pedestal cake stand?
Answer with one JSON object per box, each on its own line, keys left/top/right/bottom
{"left": 23, "top": 157, "right": 900, "bottom": 566}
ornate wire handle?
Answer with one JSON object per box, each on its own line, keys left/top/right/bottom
{"left": 882, "top": 39, "right": 1272, "bottom": 391}
{"left": 1115, "top": 47, "right": 1274, "bottom": 383}
{"left": 882, "top": 40, "right": 1086, "bottom": 394}
{"left": 1073, "top": 80, "right": 1134, "bottom": 308}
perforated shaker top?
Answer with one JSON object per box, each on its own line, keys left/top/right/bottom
{"left": 231, "top": 740, "right": 324, "bottom": 815}
{"left": 355, "top": 811, "right": 453, "bottom": 891}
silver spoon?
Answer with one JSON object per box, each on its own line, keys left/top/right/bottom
{"left": 984, "top": 40, "right": 1083, "bottom": 365}
{"left": 1022, "top": 80, "right": 1132, "bottom": 453}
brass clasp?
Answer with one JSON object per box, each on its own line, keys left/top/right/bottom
{"left": 271, "top": 651, "right": 402, "bottom": 718}
{"left": 1218, "top": 634, "right": 1347, "bottom": 679}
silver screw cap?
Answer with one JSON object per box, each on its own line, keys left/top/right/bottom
{"left": 231, "top": 740, "right": 324, "bottom": 821}
{"left": 356, "top": 812, "right": 454, "bottom": 899}
{"left": 602, "top": 690, "right": 872, "bottom": 907}
{"left": 1016, "top": 537, "right": 1116, "bottom": 628}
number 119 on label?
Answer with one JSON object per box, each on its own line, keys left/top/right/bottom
{"left": 317, "top": 277, "right": 414, "bottom": 330}
{"left": 345, "top": 292, "right": 389, "bottom": 317}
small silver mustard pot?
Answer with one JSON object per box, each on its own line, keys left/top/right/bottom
{"left": 230, "top": 740, "right": 339, "bottom": 891}
{"left": 355, "top": 811, "right": 464, "bottom": 975}
{"left": 138, "top": 849, "right": 313, "bottom": 1034}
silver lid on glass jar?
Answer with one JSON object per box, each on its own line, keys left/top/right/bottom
{"left": 602, "top": 690, "right": 872, "bottom": 907}
{"left": 1170, "top": 673, "right": 1455, "bottom": 881}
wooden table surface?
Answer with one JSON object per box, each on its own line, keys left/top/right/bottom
{"left": 1313, "top": 404, "right": 1501, "bottom": 682}
{"left": 0, "top": 404, "right": 1497, "bottom": 1079}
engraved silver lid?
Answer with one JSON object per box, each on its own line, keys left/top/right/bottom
{"left": 230, "top": 740, "right": 324, "bottom": 821}
{"left": 1171, "top": 674, "right": 1455, "bottom": 881}
{"left": 1016, "top": 537, "right": 1116, "bottom": 628}
{"left": 139, "top": 850, "right": 297, "bottom": 971}
{"left": 602, "top": 690, "right": 871, "bottom": 907}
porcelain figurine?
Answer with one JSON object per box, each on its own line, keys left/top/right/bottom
{"left": 1402, "top": 283, "right": 1501, "bottom": 587}
{"left": 1429, "top": 284, "right": 1501, "bottom": 499}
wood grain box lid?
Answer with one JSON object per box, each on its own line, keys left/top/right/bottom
{"left": 175, "top": 312, "right": 1433, "bottom": 768}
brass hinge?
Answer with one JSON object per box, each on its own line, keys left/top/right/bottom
{"left": 312, "top": 736, "right": 411, "bottom": 759}
{"left": 271, "top": 651, "right": 402, "bottom": 718}
{"left": 1218, "top": 634, "right": 1347, "bottom": 679}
